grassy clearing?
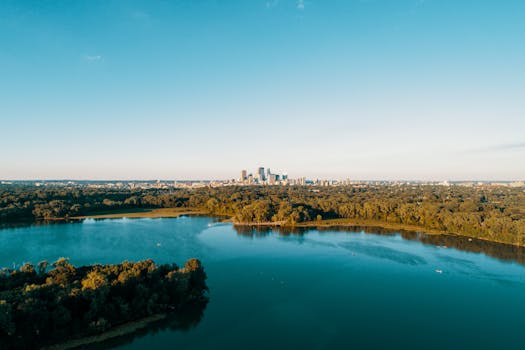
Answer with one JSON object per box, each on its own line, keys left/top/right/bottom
{"left": 72, "top": 208, "right": 206, "bottom": 219}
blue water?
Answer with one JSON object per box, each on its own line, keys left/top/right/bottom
{"left": 1, "top": 217, "right": 524, "bottom": 350}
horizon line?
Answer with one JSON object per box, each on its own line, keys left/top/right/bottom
{"left": 1, "top": 178, "right": 524, "bottom": 183}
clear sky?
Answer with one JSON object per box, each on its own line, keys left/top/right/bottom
{"left": 1, "top": 0, "right": 524, "bottom": 181}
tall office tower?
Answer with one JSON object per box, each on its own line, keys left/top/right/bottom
{"left": 258, "top": 167, "right": 265, "bottom": 181}
{"left": 266, "top": 168, "right": 271, "bottom": 177}
{"left": 240, "top": 170, "right": 247, "bottom": 182}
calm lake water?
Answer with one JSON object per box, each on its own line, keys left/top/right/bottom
{"left": 1, "top": 217, "right": 525, "bottom": 350}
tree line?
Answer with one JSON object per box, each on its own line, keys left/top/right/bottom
{"left": 0, "top": 184, "right": 524, "bottom": 245}
{"left": 0, "top": 257, "right": 208, "bottom": 349}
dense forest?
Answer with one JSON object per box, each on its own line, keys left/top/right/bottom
{"left": 0, "top": 184, "right": 524, "bottom": 246}
{"left": 0, "top": 258, "right": 208, "bottom": 349}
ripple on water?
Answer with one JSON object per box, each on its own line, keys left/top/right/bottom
{"left": 338, "top": 241, "right": 428, "bottom": 266}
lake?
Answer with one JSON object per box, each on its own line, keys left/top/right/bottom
{"left": 1, "top": 217, "right": 524, "bottom": 350}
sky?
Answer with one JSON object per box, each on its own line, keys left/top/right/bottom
{"left": 1, "top": 0, "right": 524, "bottom": 181}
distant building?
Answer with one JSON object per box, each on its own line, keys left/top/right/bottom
{"left": 258, "top": 167, "right": 265, "bottom": 181}
{"left": 236, "top": 167, "right": 292, "bottom": 185}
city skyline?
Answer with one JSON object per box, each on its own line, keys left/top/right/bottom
{"left": 1, "top": 1, "right": 524, "bottom": 180}
{"left": 1, "top": 2, "right": 524, "bottom": 348}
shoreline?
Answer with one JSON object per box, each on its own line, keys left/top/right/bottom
{"left": 232, "top": 218, "right": 525, "bottom": 248}
{"left": 4, "top": 208, "right": 523, "bottom": 248}
{"left": 42, "top": 314, "right": 167, "bottom": 350}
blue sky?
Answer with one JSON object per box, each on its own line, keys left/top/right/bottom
{"left": 1, "top": 0, "right": 524, "bottom": 180}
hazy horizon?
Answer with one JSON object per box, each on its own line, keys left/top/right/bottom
{"left": 1, "top": 176, "right": 523, "bottom": 182}
{"left": 1, "top": 0, "right": 524, "bottom": 180}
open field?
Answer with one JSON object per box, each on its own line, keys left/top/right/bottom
{"left": 72, "top": 208, "right": 207, "bottom": 219}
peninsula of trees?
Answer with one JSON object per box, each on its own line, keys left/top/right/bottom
{"left": 0, "top": 258, "right": 208, "bottom": 349}
{"left": 0, "top": 184, "right": 524, "bottom": 246}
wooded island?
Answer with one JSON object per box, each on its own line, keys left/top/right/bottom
{"left": 0, "top": 258, "right": 208, "bottom": 349}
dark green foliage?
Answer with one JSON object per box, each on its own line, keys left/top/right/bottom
{"left": 0, "top": 184, "right": 524, "bottom": 245}
{"left": 0, "top": 258, "right": 207, "bottom": 349}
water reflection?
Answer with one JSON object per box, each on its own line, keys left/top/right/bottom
{"left": 83, "top": 300, "right": 209, "bottom": 350}
{"left": 338, "top": 240, "right": 428, "bottom": 265}
{"left": 0, "top": 215, "right": 220, "bottom": 231}
{"left": 0, "top": 219, "right": 83, "bottom": 230}
{"left": 233, "top": 225, "right": 310, "bottom": 238}
{"left": 233, "top": 225, "right": 272, "bottom": 238}
{"left": 233, "top": 225, "right": 525, "bottom": 265}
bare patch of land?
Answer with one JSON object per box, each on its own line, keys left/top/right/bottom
{"left": 72, "top": 208, "right": 206, "bottom": 219}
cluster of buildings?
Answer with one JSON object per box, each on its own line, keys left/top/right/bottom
{"left": 451, "top": 181, "right": 525, "bottom": 188}
{"left": 1, "top": 177, "right": 524, "bottom": 190}
{"left": 238, "top": 167, "right": 290, "bottom": 185}
{"left": 236, "top": 167, "right": 361, "bottom": 186}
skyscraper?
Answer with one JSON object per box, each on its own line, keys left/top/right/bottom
{"left": 258, "top": 167, "right": 265, "bottom": 181}
{"left": 240, "top": 170, "right": 247, "bottom": 182}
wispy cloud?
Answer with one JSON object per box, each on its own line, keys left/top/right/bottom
{"left": 468, "top": 142, "right": 525, "bottom": 153}
{"left": 84, "top": 55, "right": 103, "bottom": 62}
{"left": 297, "top": 0, "right": 305, "bottom": 10}
{"left": 487, "top": 142, "right": 525, "bottom": 151}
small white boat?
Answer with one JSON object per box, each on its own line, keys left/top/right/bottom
{"left": 156, "top": 242, "right": 162, "bottom": 247}
{"left": 435, "top": 269, "right": 443, "bottom": 274}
